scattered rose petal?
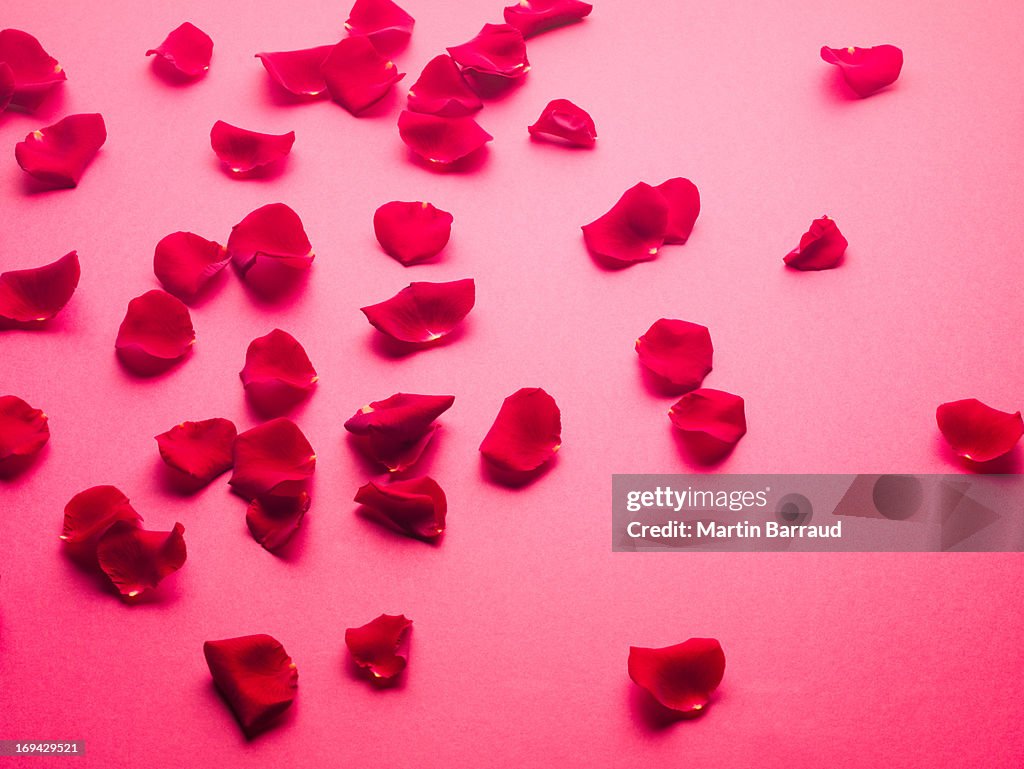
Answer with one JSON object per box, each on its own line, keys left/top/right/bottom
{"left": 636, "top": 319, "right": 713, "bottom": 392}
{"left": 321, "top": 35, "right": 404, "bottom": 115}
{"left": 528, "top": 99, "right": 596, "bottom": 147}
{"left": 355, "top": 476, "right": 446, "bottom": 540}
{"left": 0, "top": 251, "right": 80, "bottom": 328}
{"left": 0, "top": 395, "right": 48, "bottom": 473}
{"left": 15, "top": 113, "right": 106, "bottom": 188}
{"left": 784, "top": 216, "right": 847, "bottom": 270}
{"left": 204, "top": 635, "right": 298, "bottom": 738}
{"left": 210, "top": 121, "right": 295, "bottom": 174}
{"left": 345, "top": 614, "right": 412, "bottom": 681}
{"left": 344, "top": 393, "right": 454, "bottom": 472}
{"left": 655, "top": 178, "right": 700, "bottom": 244}
{"left": 373, "top": 201, "right": 453, "bottom": 265}
{"left": 240, "top": 329, "right": 318, "bottom": 416}
{"left": 230, "top": 418, "right": 316, "bottom": 500}
{"left": 398, "top": 110, "right": 492, "bottom": 165}
{"left": 115, "top": 290, "right": 195, "bottom": 374}
{"left": 503, "top": 0, "right": 593, "bottom": 38}
{"left": 361, "top": 278, "right": 474, "bottom": 344}
{"left": 0, "top": 29, "right": 66, "bottom": 110}
{"left": 447, "top": 23, "right": 529, "bottom": 82}
{"left": 345, "top": 0, "right": 414, "bottom": 54}
{"left": 0, "top": 62, "right": 14, "bottom": 111}
{"left": 255, "top": 45, "right": 334, "bottom": 97}
{"left": 669, "top": 389, "right": 747, "bottom": 445}
{"left": 821, "top": 44, "right": 903, "bottom": 97}
{"left": 153, "top": 232, "right": 228, "bottom": 302}
{"left": 96, "top": 521, "right": 186, "bottom": 599}
{"left": 628, "top": 638, "right": 725, "bottom": 716}
{"left": 936, "top": 399, "right": 1024, "bottom": 463}
{"left": 146, "top": 22, "right": 213, "bottom": 78}
{"left": 227, "top": 203, "right": 314, "bottom": 276}
{"left": 582, "top": 182, "right": 668, "bottom": 265}
{"left": 407, "top": 55, "right": 482, "bottom": 117}
{"left": 479, "top": 387, "right": 561, "bottom": 472}
{"left": 246, "top": 491, "right": 311, "bottom": 551}
{"left": 60, "top": 486, "right": 142, "bottom": 545}
{"left": 155, "top": 418, "right": 237, "bottom": 485}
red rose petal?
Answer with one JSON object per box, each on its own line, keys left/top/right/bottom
{"left": 479, "top": 387, "right": 561, "bottom": 472}
{"left": 230, "top": 418, "right": 316, "bottom": 500}
{"left": 0, "top": 62, "right": 14, "bottom": 111}
{"left": 582, "top": 182, "right": 668, "bottom": 265}
{"left": 0, "top": 395, "right": 49, "bottom": 473}
{"left": 344, "top": 393, "right": 454, "bottom": 472}
{"left": 345, "top": 0, "right": 415, "bottom": 55}
{"left": 361, "top": 278, "right": 474, "bottom": 344}
{"left": 146, "top": 22, "right": 213, "bottom": 78}
{"left": 227, "top": 203, "right": 314, "bottom": 276}
{"left": 655, "top": 178, "right": 700, "bottom": 244}
{"left": 345, "top": 614, "right": 412, "bottom": 682}
{"left": 210, "top": 121, "right": 295, "bottom": 174}
{"left": 528, "top": 98, "right": 596, "bottom": 147}
{"left": 204, "top": 635, "right": 298, "bottom": 738}
{"left": 628, "top": 638, "right": 725, "bottom": 716}
{"left": 96, "top": 521, "right": 186, "bottom": 599}
{"left": 407, "top": 55, "right": 482, "bottom": 117}
{"left": 373, "top": 201, "right": 453, "bottom": 265}
{"left": 669, "top": 389, "right": 747, "bottom": 445}
{"left": 155, "top": 418, "right": 237, "bottom": 485}
{"left": 153, "top": 232, "right": 228, "bottom": 302}
{"left": 503, "top": 0, "right": 593, "bottom": 38}
{"left": 0, "top": 29, "right": 66, "bottom": 110}
{"left": 255, "top": 45, "right": 334, "bottom": 97}
{"left": 355, "top": 476, "right": 447, "bottom": 540}
{"left": 246, "top": 491, "right": 311, "bottom": 552}
{"left": 15, "top": 113, "right": 106, "bottom": 189}
{"left": 636, "top": 319, "right": 713, "bottom": 392}
{"left": 936, "top": 398, "right": 1024, "bottom": 463}
{"left": 321, "top": 35, "right": 404, "bottom": 115}
{"left": 115, "top": 290, "right": 195, "bottom": 374}
{"left": 447, "top": 23, "right": 529, "bottom": 81}
{"left": 398, "top": 110, "right": 492, "bottom": 165}
{"left": 821, "top": 44, "right": 903, "bottom": 98}
{"left": 0, "top": 251, "right": 80, "bottom": 327}
{"left": 784, "top": 216, "right": 848, "bottom": 270}
{"left": 60, "top": 485, "right": 142, "bottom": 545}
{"left": 240, "top": 329, "right": 318, "bottom": 416}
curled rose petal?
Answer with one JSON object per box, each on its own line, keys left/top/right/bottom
{"left": 398, "top": 110, "right": 492, "bottom": 166}
{"left": 361, "top": 278, "right": 474, "bottom": 344}
{"left": 582, "top": 182, "right": 668, "bottom": 265}
{"left": 246, "top": 491, "right": 311, "bottom": 552}
{"left": 0, "top": 251, "right": 80, "bottom": 328}
{"left": 655, "top": 178, "right": 700, "bottom": 244}
{"left": 155, "top": 418, "right": 237, "bottom": 485}
{"left": 628, "top": 638, "right": 725, "bottom": 716}
{"left": 936, "top": 399, "right": 1024, "bottom": 463}
{"left": 15, "top": 113, "right": 106, "bottom": 188}
{"left": 60, "top": 485, "right": 142, "bottom": 546}
{"left": 96, "top": 521, "right": 186, "bottom": 599}
{"left": 784, "top": 216, "right": 848, "bottom": 271}
{"left": 0, "top": 62, "right": 14, "bottom": 111}
{"left": 227, "top": 203, "right": 313, "bottom": 276}
{"left": 503, "top": 0, "right": 593, "bottom": 38}
{"left": 230, "top": 418, "right": 316, "bottom": 500}
{"left": 636, "top": 319, "right": 713, "bottom": 392}
{"left": 345, "top": 614, "right": 412, "bottom": 682}
{"left": 204, "top": 634, "right": 298, "bottom": 738}
{"left": 153, "top": 232, "right": 228, "bottom": 302}
{"left": 479, "top": 387, "right": 561, "bottom": 472}
{"left": 344, "top": 393, "right": 454, "bottom": 472}
{"left": 146, "top": 22, "right": 213, "bottom": 78}
{"left": 821, "top": 44, "right": 903, "bottom": 98}
{"left": 255, "top": 45, "right": 334, "bottom": 97}
{"left": 115, "top": 290, "right": 195, "bottom": 374}
{"left": 407, "top": 55, "right": 482, "bottom": 117}
{"left": 0, "top": 29, "right": 66, "bottom": 110}
{"left": 321, "top": 35, "right": 404, "bottom": 115}
{"left": 0, "top": 395, "right": 49, "bottom": 474}
{"left": 669, "top": 389, "right": 747, "bottom": 446}
{"left": 528, "top": 99, "right": 596, "bottom": 147}
{"left": 240, "top": 329, "right": 318, "bottom": 416}
{"left": 210, "top": 121, "right": 295, "bottom": 174}
{"left": 355, "top": 476, "right": 446, "bottom": 540}
{"left": 345, "top": 0, "right": 414, "bottom": 55}
{"left": 447, "top": 23, "right": 529, "bottom": 82}
{"left": 373, "top": 201, "right": 453, "bottom": 265}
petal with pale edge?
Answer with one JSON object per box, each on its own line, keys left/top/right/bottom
{"left": 0, "top": 29, "right": 66, "bottom": 110}
{"left": 227, "top": 203, "right": 313, "bottom": 275}
{"left": 240, "top": 329, "right": 318, "bottom": 416}
{"left": 255, "top": 45, "right": 334, "bottom": 97}
{"left": 60, "top": 486, "right": 142, "bottom": 545}
{"left": 210, "top": 121, "right": 294, "bottom": 174}
{"left": 936, "top": 399, "right": 1024, "bottom": 463}
{"left": 345, "top": 0, "right": 414, "bottom": 54}
{"left": 582, "top": 182, "right": 668, "bottom": 265}
{"left": 528, "top": 98, "right": 596, "bottom": 147}
{"left": 0, "top": 251, "right": 80, "bottom": 327}
{"left": 0, "top": 395, "right": 49, "bottom": 472}
{"left": 344, "top": 393, "right": 454, "bottom": 472}
{"left": 155, "top": 418, "right": 236, "bottom": 484}
{"left": 503, "top": 0, "right": 593, "bottom": 38}
{"left": 655, "top": 178, "right": 700, "bottom": 244}
{"left": 146, "top": 22, "right": 213, "bottom": 77}
{"left": 346, "top": 614, "right": 412, "bottom": 681}
{"left": 153, "top": 232, "right": 228, "bottom": 302}
{"left": 321, "top": 36, "right": 404, "bottom": 115}
{"left": 447, "top": 23, "right": 529, "bottom": 80}
{"left": 355, "top": 476, "right": 446, "bottom": 540}
{"left": 374, "top": 201, "right": 453, "bottom": 265}
{"left": 398, "top": 110, "right": 492, "bottom": 165}
{"left": 15, "top": 113, "right": 106, "bottom": 188}
{"left": 247, "top": 491, "right": 311, "bottom": 552}
{"left": 669, "top": 389, "right": 747, "bottom": 445}
{"left": 407, "top": 55, "right": 482, "bottom": 117}
{"left": 115, "top": 290, "right": 195, "bottom": 373}
{"left": 784, "top": 216, "right": 847, "bottom": 270}
{"left": 96, "top": 521, "right": 186, "bottom": 599}
{"left": 361, "top": 278, "right": 474, "bottom": 344}
{"left": 628, "top": 638, "right": 725, "bottom": 716}
{"left": 821, "top": 45, "right": 903, "bottom": 97}
{"left": 230, "top": 418, "right": 316, "bottom": 500}
{"left": 479, "top": 387, "right": 561, "bottom": 472}
{"left": 636, "top": 319, "right": 713, "bottom": 392}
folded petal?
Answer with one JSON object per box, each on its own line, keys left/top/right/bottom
{"left": 479, "top": 387, "right": 561, "bottom": 472}
{"left": 936, "top": 398, "right": 1024, "bottom": 463}
{"left": 503, "top": 0, "right": 593, "bottom": 38}
{"left": 582, "top": 182, "right": 668, "bottom": 265}
{"left": 255, "top": 45, "right": 334, "bottom": 97}
{"left": 0, "top": 251, "right": 80, "bottom": 327}
{"left": 246, "top": 491, "right": 311, "bottom": 551}
{"left": 636, "top": 319, "right": 713, "bottom": 392}
{"left": 155, "top": 418, "right": 237, "bottom": 484}
{"left": 230, "top": 418, "right": 316, "bottom": 499}
{"left": 374, "top": 201, "right": 453, "bottom": 265}
{"left": 447, "top": 23, "right": 529, "bottom": 81}
{"left": 655, "top": 178, "right": 700, "bottom": 244}
{"left": 321, "top": 36, "right": 404, "bottom": 115}
{"left": 669, "top": 389, "right": 747, "bottom": 445}
{"left": 784, "top": 216, "right": 847, "bottom": 270}
{"left": 240, "top": 329, "right": 318, "bottom": 416}
{"left": 115, "top": 290, "right": 195, "bottom": 373}
{"left": 398, "top": 110, "right": 492, "bottom": 165}
{"left": 821, "top": 44, "right": 903, "bottom": 97}
{"left": 345, "top": 614, "right": 412, "bottom": 681}
{"left": 628, "top": 638, "right": 725, "bottom": 716}
{"left": 210, "top": 121, "right": 294, "bottom": 174}
{"left": 15, "top": 113, "right": 106, "bottom": 188}
{"left": 227, "top": 203, "right": 313, "bottom": 275}
{"left": 96, "top": 521, "right": 186, "bottom": 599}
{"left": 345, "top": 0, "right": 415, "bottom": 54}
{"left": 361, "top": 278, "right": 474, "bottom": 344}
{"left": 528, "top": 98, "right": 596, "bottom": 147}
{"left": 344, "top": 393, "right": 454, "bottom": 471}
{"left": 60, "top": 485, "right": 142, "bottom": 545}
{"left": 146, "top": 22, "right": 213, "bottom": 77}
{"left": 153, "top": 232, "right": 228, "bottom": 302}
{"left": 0, "top": 29, "right": 66, "bottom": 110}
{"left": 0, "top": 395, "right": 48, "bottom": 472}
{"left": 355, "top": 476, "right": 446, "bottom": 540}
{"left": 407, "top": 55, "right": 482, "bottom": 117}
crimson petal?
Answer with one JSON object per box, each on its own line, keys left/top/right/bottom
{"left": 582, "top": 182, "right": 668, "bottom": 265}
{"left": 528, "top": 99, "right": 596, "bottom": 147}
{"left": 0, "top": 62, "right": 14, "bottom": 111}
{"left": 398, "top": 110, "right": 492, "bottom": 165}
{"left": 407, "top": 55, "right": 482, "bottom": 117}
{"left": 146, "top": 22, "right": 212, "bottom": 78}
{"left": 0, "top": 29, "right": 66, "bottom": 110}
{"left": 230, "top": 418, "right": 316, "bottom": 499}
{"left": 0, "top": 395, "right": 48, "bottom": 473}
{"left": 821, "top": 44, "right": 903, "bottom": 98}
{"left": 0, "top": 251, "right": 80, "bottom": 327}
{"left": 636, "top": 319, "right": 713, "bottom": 392}
{"left": 374, "top": 201, "right": 453, "bottom": 265}
{"left": 15, "top": 113, "right": 106, "bottom": 188}
{"left": 345, "top": 0, "right": 415, "bottom": 55}
{"left": 240, "top": 329, "right": 318, "bottom": 416}
{"left": 361, "top": 278, "right": 474, "bottom": 344}
{"left": 936, "top": 399, "right": 1024, "bottom": 463}
{"left": 503, "top": 0, "right": 593, "bottom": 38}
{"left": 479, "top": 387, "right": 561, "bottom": 472}
{"left": 155, "top": 418, "right": 236, "bottom": 485}
{"left": 321, "top": 35, "right": 404, "bottom": 115}
{"left": 447, "top": 23, "right": 529, "bottom": 81}
{"left": 355, "top": 476, "right": 446, "bottom": 540}
{"left": 628, "top": 638, "right": 725, "bottom": 716}
{"left": 255, "top": 45, "right": 334, "bottom": 97}
{"left": 60, "top": 486, "right": 142, "bottom": 545}
{"left": 345, "top": 614, "right": 412, "bottom": 682}
{"left": 784, "top": 216, "right": 847, "bottom": 270}
{"left": 246, "top": 491, "right": 311, "bottom": 551}
{"left": 344, "top": 393, "right": 454, "bottom": 472}
{"left": 153, "top": 232, "right": 228, "bottom": 302}
{"left": 227, "top": 203, "right": 313, "bottom": 276}
{"left": 210, "top": 121, "right": 294, "bottom": 174}
{"left": 669, "top": 389, "right": 747, "bottom": 445}
{"left": 96, "top": 521, "right": 186, "bottom": 599}
{"left": 115, "top": 290, "right": 195, "bottom": 374}
{"left": 655, "top": 178, "right": 700, "bottom": 244}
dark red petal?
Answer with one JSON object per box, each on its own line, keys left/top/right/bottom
{"left": 153, "top": 232, "right": 228, "bottom": 302}
{"left": 155, "top": 418, "right": 237, "bottom": 484}
{"left": 582, "top": 182, "right": 668, "bottom": 265}
{"left": 15, "top": 113, "right": 106, "bottom": 188}
{"left": 407, "top": 55, "right": 482, "bottom": 117}
{"left": 146, "top": 22, "right": 213, "bottom": 77}
{"left": 821, "top": 44, "right": 903, "bottom": 97}
{"left": 227, "top": 203, "right": 313, "bottom": 275}
{"left": 654, "top": 178, "right": 700, "bottom": 244}
{"left": 784, "top": 216, "right": 848, "bottom": 270}
{"left": 373, "top": 201, "right": 453, "bottom": 265}
{"left": 635, "top": 319, "right": 713, "bottom": 392}
{"left": 447, "top": 23, "right": 529, "bottom": 81}
{"left": 115, "top": 290, "right": 195, "bottom": 373}
{"left": 240, "top": 329, "right": 318, "bottom": 416}
{"left": 361, "top": 278, "right": 474, "bottom": 344}
{"left": 0, "top": 395, "right": 48, "bottom": 472}
{"left": 230, "top": 418, "right": 316, "bottom": 500}
{"left": 503, "top": 0, "right": 593, "bottom": 38}
{"left": 0, "top": 29, "right": 66, "bottom": 110}
{"left": 355, "top": 476, "right": 446, "bottom": 540}
{"left": 246, "top": 491, "right": 311, "bottom": 551}
{"left": 345, "top": 614, "right": 412, "bottom": 681}
{"left": 255, "top": 45, "right": 334, "bottom": 97}
{"left": 628, "top": 638, "right": 725, "bottom": 715}
{"left": 96, "top": 521, "right": 186, "bottom": 599}
{"left": 669, "top": 389, "right": 747, "bottom": 445}
{"left": 204, "top": 635, "right": 298, "bottom": 737}
{"left": 210, "top": 121, "right": 294, "bottom": 174}
{"left": 0, "top": 251, "right": 80, "bottom": 327}
{"left": 60, "top": 486, "right": 142, "bottom": 545}
{"left": 0, "top": 62, "right": 14, "bottom": 111}
{"left": 479, "top": 387, "right": 561, "bottom": 472}
{"left": 398, "top": 110, "right": 492, "bottom": 165}
{"left": 344, "top": 393, "right": 454, "bottom": 472}
{"left": 936, "top": 399, "right": 1024, "bottom": 463}
{"left": 345, "top": 0, "right": 414, "bottom": 55}
{"left": 528, "top": 98, "right": 596, "bottom": 147}
{"left": 321, "top": 35, "right": 404, "bottom": 115}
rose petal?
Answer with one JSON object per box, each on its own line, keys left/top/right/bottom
{"left": 479, "top": 387, "right": 561, "bottom": 472}
{"left": 246, "top": 491, "right": 311, "bottom": 551}
{"left": 146, "top": 22, "right": 213, "bottom": 77}
{"left": 373, "top": 201, "right": 453, "bottom": 265}
{"left": 345, "top": 614, "right": 412, "bottom": 681}
{"left": 210, "top": 121, "right": 294, "bottom": 174}
{"left": 255, "top": 45, "right": 334, "bottom": 97}
{"left": 0, "top": 251, "right": 80, "bottom": 327}
{"left": 628, "top": 638, "right": 725, "bottom": 715}
{"left": 447, "top": 23, "right": 529, "bottom": 81}
{"left": 240, "top": 329, "right": 318, "bottom": 416}
{"left": 15, "top": 113, "right": 106, "bottom": 188}
{"left": 321, "top": 36, "right": 404, "bottom": 115}
{"left": 821, "top": 44, "right": 903, "bottom": 98}
{"left": 0, "top": 62, "right": 14, "bottom": 112}
{"left": 361, "top": 278, "right": 475, "bottom": 344}
{"left": 784, "top": 216, "right": 848, "bottom": 270}
{"left": 60, "top": 485, "right": 142, "bottom": 545}
{"left": 398, "top": 110, "right": 492, "bottom": 165}
{"left": 503, "top": 0, "right": 593, "bottom": 38}
{"left": 155, "top": 418, "right": 237, "bottom": 485}
{"left": 227, "top": 203, "right": 314, "bottom": 276}
{"left": 115, "top": 290, "right": 195, "bottom": 374}
{"left": 345, "top": 0, "right": 415, "bottom": 55}
{"left": 668, "top": 389, "right": 747, "bottom": 445}
{"left": 204, "top": 634, "right": 298, "bottom": 738}
{"left": 344, "top": 393, "right": 454, "bottom": 472}
{"left": 153, "top": 232, "right": 228, "bottom": 302}
{"left": 528, "top": 98, "right": 596, "bottom": 147}
{"left": 655, "top": 178, "right": 700, "bottom": 244}
{"left": 582, "top": 182, "right": 668, "bottom": 265}
{"left": 96, "top": 521, "right": 186, "bottom": 599}
{"left": 407, "top": 55, "right": 482, "bottom": 117}
{"left": 355, "top": 476, "right": 446, "bottom": 540}
{"left": 0, "top": 395, "right": 49, "bottom": 473}
{"left": 635, "top": 319, "right": 713, "bottom": 392}
{"left": 230, "top": 418, "right": 316, "bottom": 500}
{"left": 0, "top": 29, "right": 66, "bottom": 110}
{"left": 936, "top": 398, "right": 1024, "bottom": 463}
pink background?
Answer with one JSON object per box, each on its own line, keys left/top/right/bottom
{"left": 2, "top": 0, "right": 1023, "bottom": 766}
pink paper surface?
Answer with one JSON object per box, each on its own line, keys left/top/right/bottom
{"left": 2, "top": 1, "right": 1023, "bottom": 766}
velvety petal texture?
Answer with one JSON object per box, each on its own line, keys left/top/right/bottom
{"left": 821, "top": 44, "right": 903, "bottom": 97}
{"left": 227, "top": 203, "right": 314, "bottom": 275}
{"left": 230, "top": 418, "right": 316, "bottom": 499}
{"left": 398, "top": 110, "right": 492, "bottom": 165}
{"left": 321, "top": 36, "right": 404, "bottom": 115}
{"left": 115, "top": 290, "right": 195, "bottom": 373}
{"left": 669, "top": 389, "right": 747, "bottom": 446}
{"left": 155, "top": 418, "right": 237, "bottom": 484}
{"left": 355, "top": 476, "right": 447, "bottom": 540}
{"left": 240, "top": 329, "right": 318, "bottom": 416}
{"left": 447, "top": 24, "right": 529, "bottom": 81}
{"left": 936, "top": 399, "right": 1024, "bottom": 463}
{"left": 655, "top": 178, "right": 700, "bottom": 244}
{"left": 153, "top": 232, "right": 228, "bottom": 302}
{"left": 345, "top": 0, "right": 415, "bottom": 54}
{"left": 503, "top": 0, "right": 593, "bottom": 38}
{"left": 344, "top": 393, "right": 455, "bottom": 471}
{"left": 204, "top": 635, "right": 298, "bottom": 737}
{"left": 0, "top": 28, "right": 66, "bottom": 110}
{"left": 0, "top": 395, "right": 49, "bottom": 472}
{"left": 635, "top": 319, "right": 713, "bottom": 392}
{"left": 15, "top": 113, "right": 106, "bottom": 188}
{"left": 528, "top": 98, "right": 596, "bottom": 147}
{"left": 0, "top": 251, "right": 80, "bottom": 327}
{"left": 361, "top": 279, "right": 475, "bottom": 344}
{"left": 407, "top": 55, "right": 482, "bottom": 116}
{"left": 582, "top": 182, "right": 668, "bottom": 265}
{"left": 345, "top": 614, "right": 412, "bottom": 681}
{"left": 255, "top": 45, "right": 334, "bottom": 97}
{"left": 628, "top": 638, "right": 726, "bottom": 716}
{"left": 60, "top": 486, "right": 142, "bottom": 546}
{"left": 479, "top": 387, "right": 561, "bottom": 472}
{"left": 784, "top": 216, "right": 848, "bottom": 270}
{"left": 374, "top": 201, "right": 453, "bottom": 265}
{"left": 146, "top": 22, "right": 213, "bottom": 77}
{"left": 246, "top": 491, "right": 311, "bottom": 551}
{"left": 210, "top": 121, "right": 295, "bottom": 174}
{"left": 96, "top": 521, "right": 186, "bottom": 599}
